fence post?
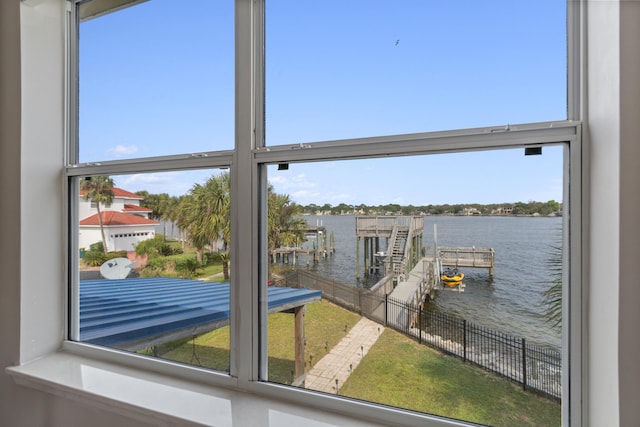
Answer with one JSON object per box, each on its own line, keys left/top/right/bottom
{"left": 418, "top": 305, "right": 422, "bottom": 344}
{"left": 463, "top": 319, "right": 467, "bottom": 362}
{"left": 384, "top": 294, "right": 388, "bottom": 327}
{"left": 522, "top": 338, "right": 527, "bottom": 391}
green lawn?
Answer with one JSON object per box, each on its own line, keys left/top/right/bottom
{"left": 151, "top": 299, "right": 560, "bottom": 426}
{"left": 339, "top": 329, "right": 560, "bottom": 426}
{"left": 155, "top": 300, "right": 360, "bottom": 380}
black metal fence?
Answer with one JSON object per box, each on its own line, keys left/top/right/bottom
{"left": 280, "top": 270, "right": 390, "bottom": 321}
{"left": 281, "top": 270, "right": 561, "bottom": 400}
{"left": 385, "top": 296, "right": 561, "bottom": 400}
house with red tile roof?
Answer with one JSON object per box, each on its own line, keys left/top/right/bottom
{"left": 79, "top": 187, "right": 159, "bottom": 252}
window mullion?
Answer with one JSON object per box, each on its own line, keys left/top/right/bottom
{"left": 232, "top": 0, "right": 259, "bottom": 385}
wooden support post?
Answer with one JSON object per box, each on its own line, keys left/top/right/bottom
{"left": 294, "top": 305, "right": 306, "bottom": 381}
{"left": 330, "top": 231, "right": 335, "bottom": 254}
{"left": 356, "top": 236, "right": 361, "bottom": 278}
{"left": 324, "top": 231, "right": 328, "bottom": 256}
{"left": 364, "top": 238, "right": 369, "bottom": 275}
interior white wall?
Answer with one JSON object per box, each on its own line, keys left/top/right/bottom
{"left": 617, "top": 2, "right": 640, "bottom": 427}
{"left": 585, "top": 2, "right": 620, "bottom": 426}
{"left": 0, "top": 0, "right": 638, "bottom": 426}
{"left": 19, "top": 0, "right": 66, "bottom": 363}
{"left": 586, "top": 2, "right": 640, "bottom": 426}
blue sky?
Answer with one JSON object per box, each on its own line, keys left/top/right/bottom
{"left": 80, "top": 0, "right": 566, "bottom": 205}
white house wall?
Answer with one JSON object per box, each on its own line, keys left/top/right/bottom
{"left": 80, "top": 225, "right": 156, "bottom": 252}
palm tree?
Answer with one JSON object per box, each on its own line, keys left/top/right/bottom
{"left": 166, "top": 195, "right": 181, "bottom": 240}
{"left": 267, "top": 188, "right": 306, "bottom": 251}
{"left": 81, "top": 176, "right": 114, "bottom": 254}
{"left": 219, "top": 251, "right": 230, "bottom": 280}
{"left": 543, "top": 244, "right": 563, "bottom": 332}
{"left": 138, "top": 191, "right": 172, "bottom": 239}
{"left": 266, "top": 187, "right": 307, "bottom": 283}
{"left": 173, "top": 195, "right": 189, "bottom": 249}
{"left": 182, "top": 173, "right": 230, "bottom": 264}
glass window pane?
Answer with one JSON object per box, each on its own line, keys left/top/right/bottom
{"left": 79, "top": 0, "right": 234, "bottom": 163}
{"left": 75, "top": 169, "right": 232, "bottom": 373}
{"left": 266, "top": 0, "right": 566, "bottom": 146}
{"left": 265, "top": 147, "right": 563, "bottom": 425}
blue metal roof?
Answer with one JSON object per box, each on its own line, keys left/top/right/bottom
{"left": 79, "top": 277, "right": 322, "bottom": 350}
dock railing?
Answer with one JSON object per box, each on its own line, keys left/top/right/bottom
{"left": 356, "top": 216, "right": 423, "bottom": 236}
{"left": 436, "top": 246, "right": 495, "bottom": 268}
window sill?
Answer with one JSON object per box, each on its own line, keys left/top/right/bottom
{"left": 6, "top": 350, "right": 387, "bottom": 427}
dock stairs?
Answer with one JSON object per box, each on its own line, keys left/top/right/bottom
{"left": 390, "top": 227, "right": 409, "bottom": 279}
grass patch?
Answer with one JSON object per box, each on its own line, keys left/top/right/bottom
{"left": 147, "top": 299, "right": 559, "bottom": 426}
{"left": 339, "top": 329, "right": 560, "bottom": 427}
{"left": 196, "top": 262, "right": 224, "bottom": 280}
{"left": 153, "top": 300, "right": 360, "bottom": 381}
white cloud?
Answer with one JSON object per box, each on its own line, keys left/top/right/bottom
{"left": 269, "top": 173, "right": 318, "bottom": 191}
{"left": 108, "top": 144, "right": 139, "bottom": 157}
{"left": 119, "top": 171, "right": 207, "bottom": 196}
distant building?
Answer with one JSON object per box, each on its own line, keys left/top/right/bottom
{"left": 463, "top": 207, "right": 481, "bottom": 216}
{"left": 79, "top": 187, "right": 159, "bottom": 252}
{"left": 491, "top": 206, "right": 513, "bottom": 215}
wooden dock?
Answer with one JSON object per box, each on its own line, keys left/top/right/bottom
{"left": 270, "top": 223, "right": 335, "bottom": 265}
{"left": 271, "top": 247, "right": 328, "bottom": 265}
{"left": 426, "top": 246, "right": 495, "bottom": 277}
{"left": 384, "top": 259, "right": 437, "bottom": 330}
{"left": 355, "top": 216, "right": 424, "bottom": 280}
{"left": 388, "top": 259, "right": 436, "bottom": 305}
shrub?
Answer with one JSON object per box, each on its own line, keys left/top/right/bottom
{"left": 138, "top": 253, "right": 200, "bottom": 278}
{"left": 82, "top": 249, "right": 128, "bottom": 267}
{"left": 107, "top": 250, "right": 128, "bottom": 259}
{"left": 174, "top": 254, "right": 200, "bottom": 278}
{"left": 82, "top": 250, "right": 107, "bottom": 267}
{"left": 136, "top": 236, "right": 183, "bottom": 258}
{"left": 89, "top": 241, "right": 104, "bottom": 252}
{"left": 135, "top": 237, "right": 162, "bottom": 258}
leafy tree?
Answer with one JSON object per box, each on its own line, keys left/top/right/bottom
{"left": 268, "top": 187, "right": 306, "bottom": 251}
{"left": 172, "top": 195, "right": 189, "bottom": 248}
{"left": 138, "top": 191, "right": 172, "bottom": 239}
{"left": 81, "top": 176, "right": 114, "bottom": 254}
{"left": 334, "top": 202, "right": 353, "bottom": 215}
{"left": 166, "top": 195, "right": 181, "bottom": 240}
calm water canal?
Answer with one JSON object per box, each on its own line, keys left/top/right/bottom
{"left": 295, "top": 215, "right": 562, "bottom": 350}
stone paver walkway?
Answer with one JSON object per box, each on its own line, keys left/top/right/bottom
{"left": 304, "top": 317, "right": 384, "bottom": 394}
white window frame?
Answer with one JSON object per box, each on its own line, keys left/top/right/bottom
{"left": 63, "top": 0, "right": 585, "bottom": 426}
